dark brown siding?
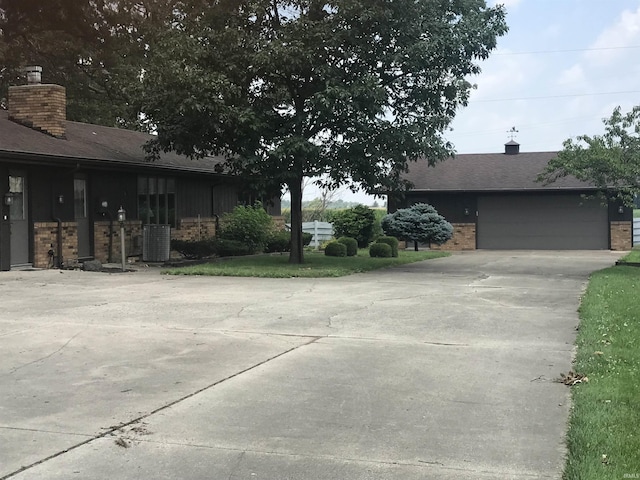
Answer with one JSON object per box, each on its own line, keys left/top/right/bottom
{"left": 177, "top": 178, "right": 214, "bottom": 218}
{"left": 402, "top": 192, "right": 477, "bottom": 224}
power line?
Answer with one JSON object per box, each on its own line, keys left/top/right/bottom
{"left": 473, "top": 90, "right": 640, "bottom": 103}
{"left": 493, "top": 45, "right": 640, "bottom": 56}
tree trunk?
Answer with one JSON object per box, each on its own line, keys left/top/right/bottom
{"left": 288, "top": 178, "right": 305, "bottom": 264}
{"left": 414, "top": 240, "right": 419, "bottom": 252}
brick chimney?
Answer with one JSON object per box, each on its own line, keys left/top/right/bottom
{"left": 504, "top": 140, "right": 520, "bottom": 155}
{"left": 8, "top": 66, "right": 66, "bottom": 138}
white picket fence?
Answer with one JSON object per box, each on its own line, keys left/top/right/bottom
{"left": 634, "top": 218, "right": 640, "bottom": 246}
{"left": 287, "top": 221, "right": 334, "bottom": 249}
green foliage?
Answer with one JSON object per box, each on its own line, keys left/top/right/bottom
{"left": 140, "top": 1, "right": 507, "bottom": 262}
{"left": 170, "top": 239, "right": 217, "bottom": 259}
{"left": 265, "top": 231, "right": 291, "bottom": 253}
{"left": 540, "top": 106, "right": 640, "bottom": 206}
{"left": 329, "top": 205, "right": 376, "bottom": 248}
{"left": 212, "top": 238, "right": 253, "bottom": 257}
{"left": 337, "top": 237, "right": 358, "bottom": 257}
{"left": 376, "top": 236, "right": 399, "bottom": 257}
{"left": 382, "top": 203, "right": 453, "bottom": 246}
{"left": 369, "top": 243, "right": 392, "bottom": 258}
{"left": 218, "top": 203, "right": 275, "bottom": 254}
{"left": 166, "top": 249, "right": 450, "bottom": 278}
{"left": 0, "top": 0, "right": 167, "bottom": 128}
{"left": 302, "top": 232, "right": 313, "bottom": 247}
{"left": 563, "top": 266, "right": 640, "bottom": 479}
{"left": 324, "top": 241, "right": 347, "bottom": 257}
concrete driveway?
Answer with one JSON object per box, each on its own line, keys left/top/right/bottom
{"left": 0, "top": 251, "right": 619, "bottom": 479}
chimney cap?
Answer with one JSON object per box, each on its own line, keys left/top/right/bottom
{"left": 25, "top": 66, "right": 42, "bottom": 84}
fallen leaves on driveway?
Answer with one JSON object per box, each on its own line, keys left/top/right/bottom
{"left": 557, "top": 371, "right": 589, "bottom": 386}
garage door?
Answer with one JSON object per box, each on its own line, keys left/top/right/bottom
{"left": 477, "top": 194, "right": 608, "bottom": 249}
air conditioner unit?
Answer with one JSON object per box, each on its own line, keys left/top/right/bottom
{"left": 143, "top": 224, "right": 171, "bottom": 262}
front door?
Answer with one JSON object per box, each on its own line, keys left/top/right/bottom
{"left": 74, "top": 175, "right": 91, "bottom": 258}
{"left": 9, "top": 173, "right": 29, "bottom": 266}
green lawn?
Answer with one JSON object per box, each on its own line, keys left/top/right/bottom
{"left": 620, "top": 248, "right": 640, "bottom": 263}
{"left": 563, "top": 263, "right": 640, "bottom": 479}
{"left": 165, "top": 249, "right": 449, "bottom": 278}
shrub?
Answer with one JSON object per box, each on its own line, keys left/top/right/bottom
{"left": 369, "top": 242, "right": 392, "bottom": 258}
{"left": 381, "top": 203, "right": 453, "bottom": 250}
{"left": 212, "top": 238, "right": 253, "bottom": 257}
{"left": 337, "top": 237, "right": 358, "bottom": 256}
{"left": 329, "top": 205, "right": 376, "bottom": 248}
{"left": 302, "top": 232, "right": 313, "bottom": 246}
{"left": 265, "top": 231, "right": 291, "bottom": 253}
{"left": 171, "top": 239, "right": 217, "bottom": 259}
{"left": 218, "top": 203, "right": 275, "bottom": 253}
{"left": 376, "top": 236, "right": 399, "bottom": 257}
{"left": 324, "top": 241, "right": 347, "bottom": 257}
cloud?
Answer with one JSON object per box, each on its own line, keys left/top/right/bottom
{"left": 557, "top": 64, "right": 586, "bottom": 87}
{"left": 585, "top": 6, "right": 640, "bottom": 67}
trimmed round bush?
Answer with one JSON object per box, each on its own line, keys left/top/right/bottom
{"left": 324, "top": 241, "right": 347, "bottom": 257}
{"left": 302, "top": 232, "right": 313, "bottom": 246}
{"left": 337, "top": 237, "right": 358, "bottom": 256}
{"left": 369, "top": 242, "right": 392, "bottom": 258}
{"left": 376, "top": 236, "right": 399, "bottom": 257}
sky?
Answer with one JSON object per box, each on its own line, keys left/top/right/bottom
{"left": 295, "top": 0, "right": 640, "bottom": 204}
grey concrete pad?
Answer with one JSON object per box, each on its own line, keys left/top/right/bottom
{"left": 0, "top": 250, "right": 620, "bottom": 479}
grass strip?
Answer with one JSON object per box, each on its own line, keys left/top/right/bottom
{"left": 564, "top": 265, "right": 640, "bottom": 479}
{"left": 165, "top": 249, "right": 449, "bottom": 278}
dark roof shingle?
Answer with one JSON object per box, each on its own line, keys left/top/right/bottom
{"left": 0, "top": 111, "right": 226, "bottom": 174}
{"left": 405, "top": 150, "right": 595, "bottom": 192}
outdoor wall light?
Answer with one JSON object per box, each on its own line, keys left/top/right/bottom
{"left": 464, "top": 208, "right": 470, "bottom": 216}
{"left": 57, "top": 194, "right": 64, "bottom": 204}
{"left": 117, "top": 206, "right": 126, "bottom": 223}
{"left": 618, "top": 205, "right": 624, "bottom": 214}
{"left": 100, "top": 199, "right": 108, "bottom": 209}
{"left": 3, "top": 193, "right": 13, "bottom": 206}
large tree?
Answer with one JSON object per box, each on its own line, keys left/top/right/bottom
{"left": 0, "top": 0, "right": 184, "bottom": 129}
{"left": 540, "top": 105, "right": 640, "bottom": 205}
{"left": 141, "top": 0, "right": 507, "bottom": 263}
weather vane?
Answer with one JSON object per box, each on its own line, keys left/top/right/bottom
{"left": 507, "top": 126, "right": 519, "bottom": 141}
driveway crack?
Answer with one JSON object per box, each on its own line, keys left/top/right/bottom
{"left": 0, "top": 336, "right": 321, "bottom": 480}
{"left": 8, "top": 332, "right": 82, "bottom": 374}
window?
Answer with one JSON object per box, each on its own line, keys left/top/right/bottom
{"left": 8, "top": 175, "right": 25, "bottom": 220}
{"left": 74, "top": 177, "right": 87, "bottom": 219}
{"left": 138, "top": 176, "right": 176, "bottom": 226}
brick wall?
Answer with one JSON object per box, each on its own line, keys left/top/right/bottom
{"left": 430, "top": 222, "right": 476, "bottom": 251}
{"left": 171, "top": 217, "right": 217, "bottom": 242}
{"left": 94, "top": 220, "right": 143, "bottom": 263}
{"left": 610, "top": 221, "right": 632, "bottom": 251}
{"left": 33, "top": 222, "right": 77, "bottom": 268}
{"left": 8, "top": 84, "right": 66, "bottom": 137}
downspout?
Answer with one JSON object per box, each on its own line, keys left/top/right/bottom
{"left": 51, "top": 184, "right": 64, "bottom": 268}
{"left": 100, "top": 210, "right": 115, "bottom": 263}
{"left": 51, "top": 164, "right": 80, "bottom": 269}
{"left": 55, "top": 217, "right": 63, "bottom": 268}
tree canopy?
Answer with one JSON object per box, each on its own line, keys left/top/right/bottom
{"left": 540, "top": 105, "right": 640, "bottom": 205}
{"left": 381, "top": 203, "right": 453, "bottom": 249}
{"left": 136, "top": 0, "right": 506, "bottom": 263}
{"left": 0, "top": 0, "right": 181, "bottom": 129}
